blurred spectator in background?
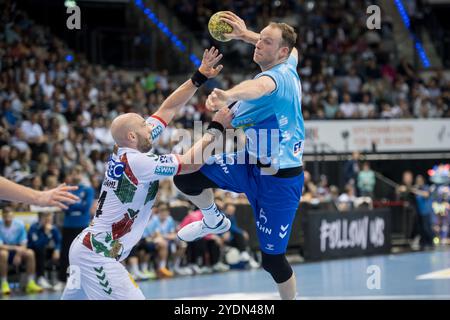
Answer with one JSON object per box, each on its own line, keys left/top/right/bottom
{"left": 357, "top": 161, "right": 376, "bottom": 197}
{"left": 142, "top": 203, "right": 188, "bottom": 277}
{"left": 57, "top": 166, "right": 94, "bottom": 288}
{"left": 0, "top": 206, "right": 43, "bottom": 295}
{"left": 301, "top": 170, "right": 318, "bottom": 203}
{"left": 337, "top": 184, "right": 357, "bottom": 212}
{"left": 222, "top": 203, "right": 259, "bottom": 269}
{"left": 179, "top": 209, "right": 229, "bottom": 274}
{"left": 27, "top": 212, "right": 61, "bottom": 289}
{"left": 397, "top": 170, "right": 420, "bottom": 249}
{"left": 344, "top": 151, "right": 361, "bottom": 186}
{"left": 414, "top": 175, "right": 435, "bottom": 250}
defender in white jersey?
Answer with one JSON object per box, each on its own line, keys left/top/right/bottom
{"left": 61, "top": 47, "right": 232, "bottom": 300}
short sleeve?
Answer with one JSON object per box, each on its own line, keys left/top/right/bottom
{"left": 128, "top": 152, "right": 182, "bottom": 183}
{"left": 146, "top": 115, "right": 167, "bottom": 142}
{"left": 252, "top": 72, "right": 279, "bottom": 104}
{"left": 287, "top": 54, "right": 298, "bottom": 68}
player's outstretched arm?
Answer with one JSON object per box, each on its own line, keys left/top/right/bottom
{"left": 220, "top": 11, "right": 259, "bottom": 45}
{"left": 0, "top": 177, "right": 80, "bottom": 209}
{"left": 152, "top": 47, "right": 223, "bottom": 125}
{"left": 205, "top": 76, "right": 276, "bottom": 111}
{"left": 178, "top": 107, "right": 233, "bottom": 174}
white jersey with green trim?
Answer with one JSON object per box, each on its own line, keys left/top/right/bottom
{"left": 78, "top": 115, "right": 181, "bottom": 262}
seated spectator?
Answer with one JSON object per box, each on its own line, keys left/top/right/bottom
{"left": 27, "top": 212, "right": 62, "bottom": 290}
{"left": 339, "top": 93, "right": 358, "bottom": 118}
{"left": 0, "top": 206, "right": 43, "bottom": 295}
{"left": 338, "top": 184, "right": 357, "bottom": 211}
{"left": 179, "top": 209, "right": 229, "bottom": 274}
{"left": 126, "top": 247, "right": 154, "bottom": 281}
{"left": 357, "top": 93, "right": 376, "bottom": 118}
{"left": 131, "top": 204, "right": 178, "bottom": 279}
{"left": 323, "top": 93, "right": 339, "bottom": 119}
{"left": 221, "top": 203, "right": 259, "bottom": 269}
{"left": 144, "top": 203, "right": 189, "bottom": 277}
{"left": 301, "top": 170, "right": 318, "bottom": 203}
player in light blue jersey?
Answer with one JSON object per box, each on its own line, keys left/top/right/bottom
{"left": 175, "top": 12, "right": 304, "bottom": 300}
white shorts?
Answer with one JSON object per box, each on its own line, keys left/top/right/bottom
{"left": 61, "top": 237, "right": 145, "bottom": 300}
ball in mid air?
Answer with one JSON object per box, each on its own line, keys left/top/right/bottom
{"left": 208, "top": 11, "right": 233, "bottom": 42}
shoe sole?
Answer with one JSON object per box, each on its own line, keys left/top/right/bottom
{"left": 178, "top": 217, "right": 231, "bottom": 242}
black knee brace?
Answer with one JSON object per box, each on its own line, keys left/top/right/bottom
{"left": 261, "top": 252, "right": 293, "bottom": 284}
{"left": 173, "top": 171, "right": 218, "bottom": 196}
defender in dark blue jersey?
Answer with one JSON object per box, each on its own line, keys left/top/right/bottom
{"left": 176, "top": 12, "right": 304, "bottom": 300}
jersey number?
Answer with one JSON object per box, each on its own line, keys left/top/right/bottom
{"left": 96, "top": 191, "right": 107, "bottom": 218}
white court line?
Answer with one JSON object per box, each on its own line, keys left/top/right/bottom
{"left": 416, "top": 268, "right": 450, "bottom": 280}
{"left": 175, "top": 292, "right": 450, "bottom": 300}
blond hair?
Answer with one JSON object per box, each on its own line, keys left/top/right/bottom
{"left": 269, "top": 22, "right": 297, "bottom": 53}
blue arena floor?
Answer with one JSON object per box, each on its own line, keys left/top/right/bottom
{"left": 4, "top": 247, "right": 450, "bottom": 300}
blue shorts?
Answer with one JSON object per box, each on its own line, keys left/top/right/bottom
{"left": 8, "top": 251, "right": 17, "bottom": 264}
{"left": 201, "top": 151, "right": 304, "bottom": 254}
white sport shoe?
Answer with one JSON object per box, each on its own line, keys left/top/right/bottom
{"left": 52, "top": 281, "right": 65, "bottom": 291}
{"left": 249, "top": 258, "right": 260, "bottom": 269}
{"left": 177, "top": 214, "right": 231, "bottom": 242}
{"left": 131, "top": 270, "right": 151, "bottom": 281}
{"left": 173, "top": 266, "right": 193, "bottom": 276}
{"left": 37, "top": 276, "right": 52, "bottom": 290}
{"left": 212, "top": 262, "right": 230, "bottom": 272}
{"left": 189, "top": 264, "right": 204, "bottom": 275}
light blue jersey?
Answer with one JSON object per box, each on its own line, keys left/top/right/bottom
{"left": 143, "top": 215, "right": 176, "bottom": 238}
{"left": 0, "top": 219, "right": 27, "bottom": 246}
{"left": 231, "top": 55, "right": 304, "bottom": 169}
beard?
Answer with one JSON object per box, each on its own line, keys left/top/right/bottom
{"left": 136, "top": 134, "right": 152, "bottom": 153}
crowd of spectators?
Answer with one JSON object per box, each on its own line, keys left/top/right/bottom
{"left": 0, "top": 0, "right": 449, "bottom": 296}
{"left": 166, "top": 0, "right": 450, "bottom": 119}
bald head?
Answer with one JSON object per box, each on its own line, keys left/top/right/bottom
{"left": 110, "top": 113, "right": 152, "bottom": 152}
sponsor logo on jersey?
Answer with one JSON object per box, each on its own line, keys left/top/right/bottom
{"left": 151, "top": 124, "right": 163, "bottom": 140}
{"left": 259, "top": 208, "right": 268, "bottom": 224}
{"left": 155, "top": 165, "right": 176, "bottom": 176}
{"left": 281, "top": 131, "right": 291, "bottom": 141}
{"left": 234, "top": 117, "right": 255, "bottom": 128}
{"left": 159, "top": 155, "right": 174, "bottom": 164}
{"left": 256, "top": 220, "right": 272, "bottom": 235}
{"left": 279, "top": 115, "right": 288, "bottom": 127}
{"left": 103, "top": 178, "right": 119, "bottom": 190}
{"left": 106, "top": 157, "right": 125, "bottom": 180}
{"left": 293, "top": 140, "right": 303, "bottom": 156}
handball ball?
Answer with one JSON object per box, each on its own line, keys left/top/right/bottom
{"left": 208, "top": 11, "right": 233, "bottom": 42}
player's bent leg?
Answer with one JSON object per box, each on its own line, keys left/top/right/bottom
{"left": 175, "top": 153, "right": 252, "bottom": 242}
{"left": 80, "top": 259, "right": 145, "bottom": 300}
{"left": 62, "top": 239, "right": 145, "bottom": 300}
{"left": 174, "top": 171, "right": 231, "bottom": 242}
{"left": 261, "top": 252, "right": 296, "bottom": 300}
{"left": 173, "top": 170, "right": 218, "bottom": 197}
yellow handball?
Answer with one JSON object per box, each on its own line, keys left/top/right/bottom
{"left": 208, "top": 11, "right": 233, "bottom": 42}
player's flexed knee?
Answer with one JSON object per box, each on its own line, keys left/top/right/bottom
{"left": 176, "top": 12, "right": 304, "bottom": 300}
{"left": 61, "top": 47, "right": 232, "bottom": 300}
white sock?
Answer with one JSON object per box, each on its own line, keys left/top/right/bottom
{"left": 174, "top": 257, "right": 181, "bottom": 268}
{"left": 1, "top": 276, "right": 7, "bottom": 283}
{"left": 27, "top": 274, "right": 35, "bottom": 283}
{"left": 130, "top": 263, "right": 140, "bottom": 275}
{"left": 140, "top": 262, "right": 148, "bottom": 272}
{"left": 201, "top": 203, "right": 222, "bottom": 227}
{"left": 159, "top": 260, "right": 167, "bottom": 269}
